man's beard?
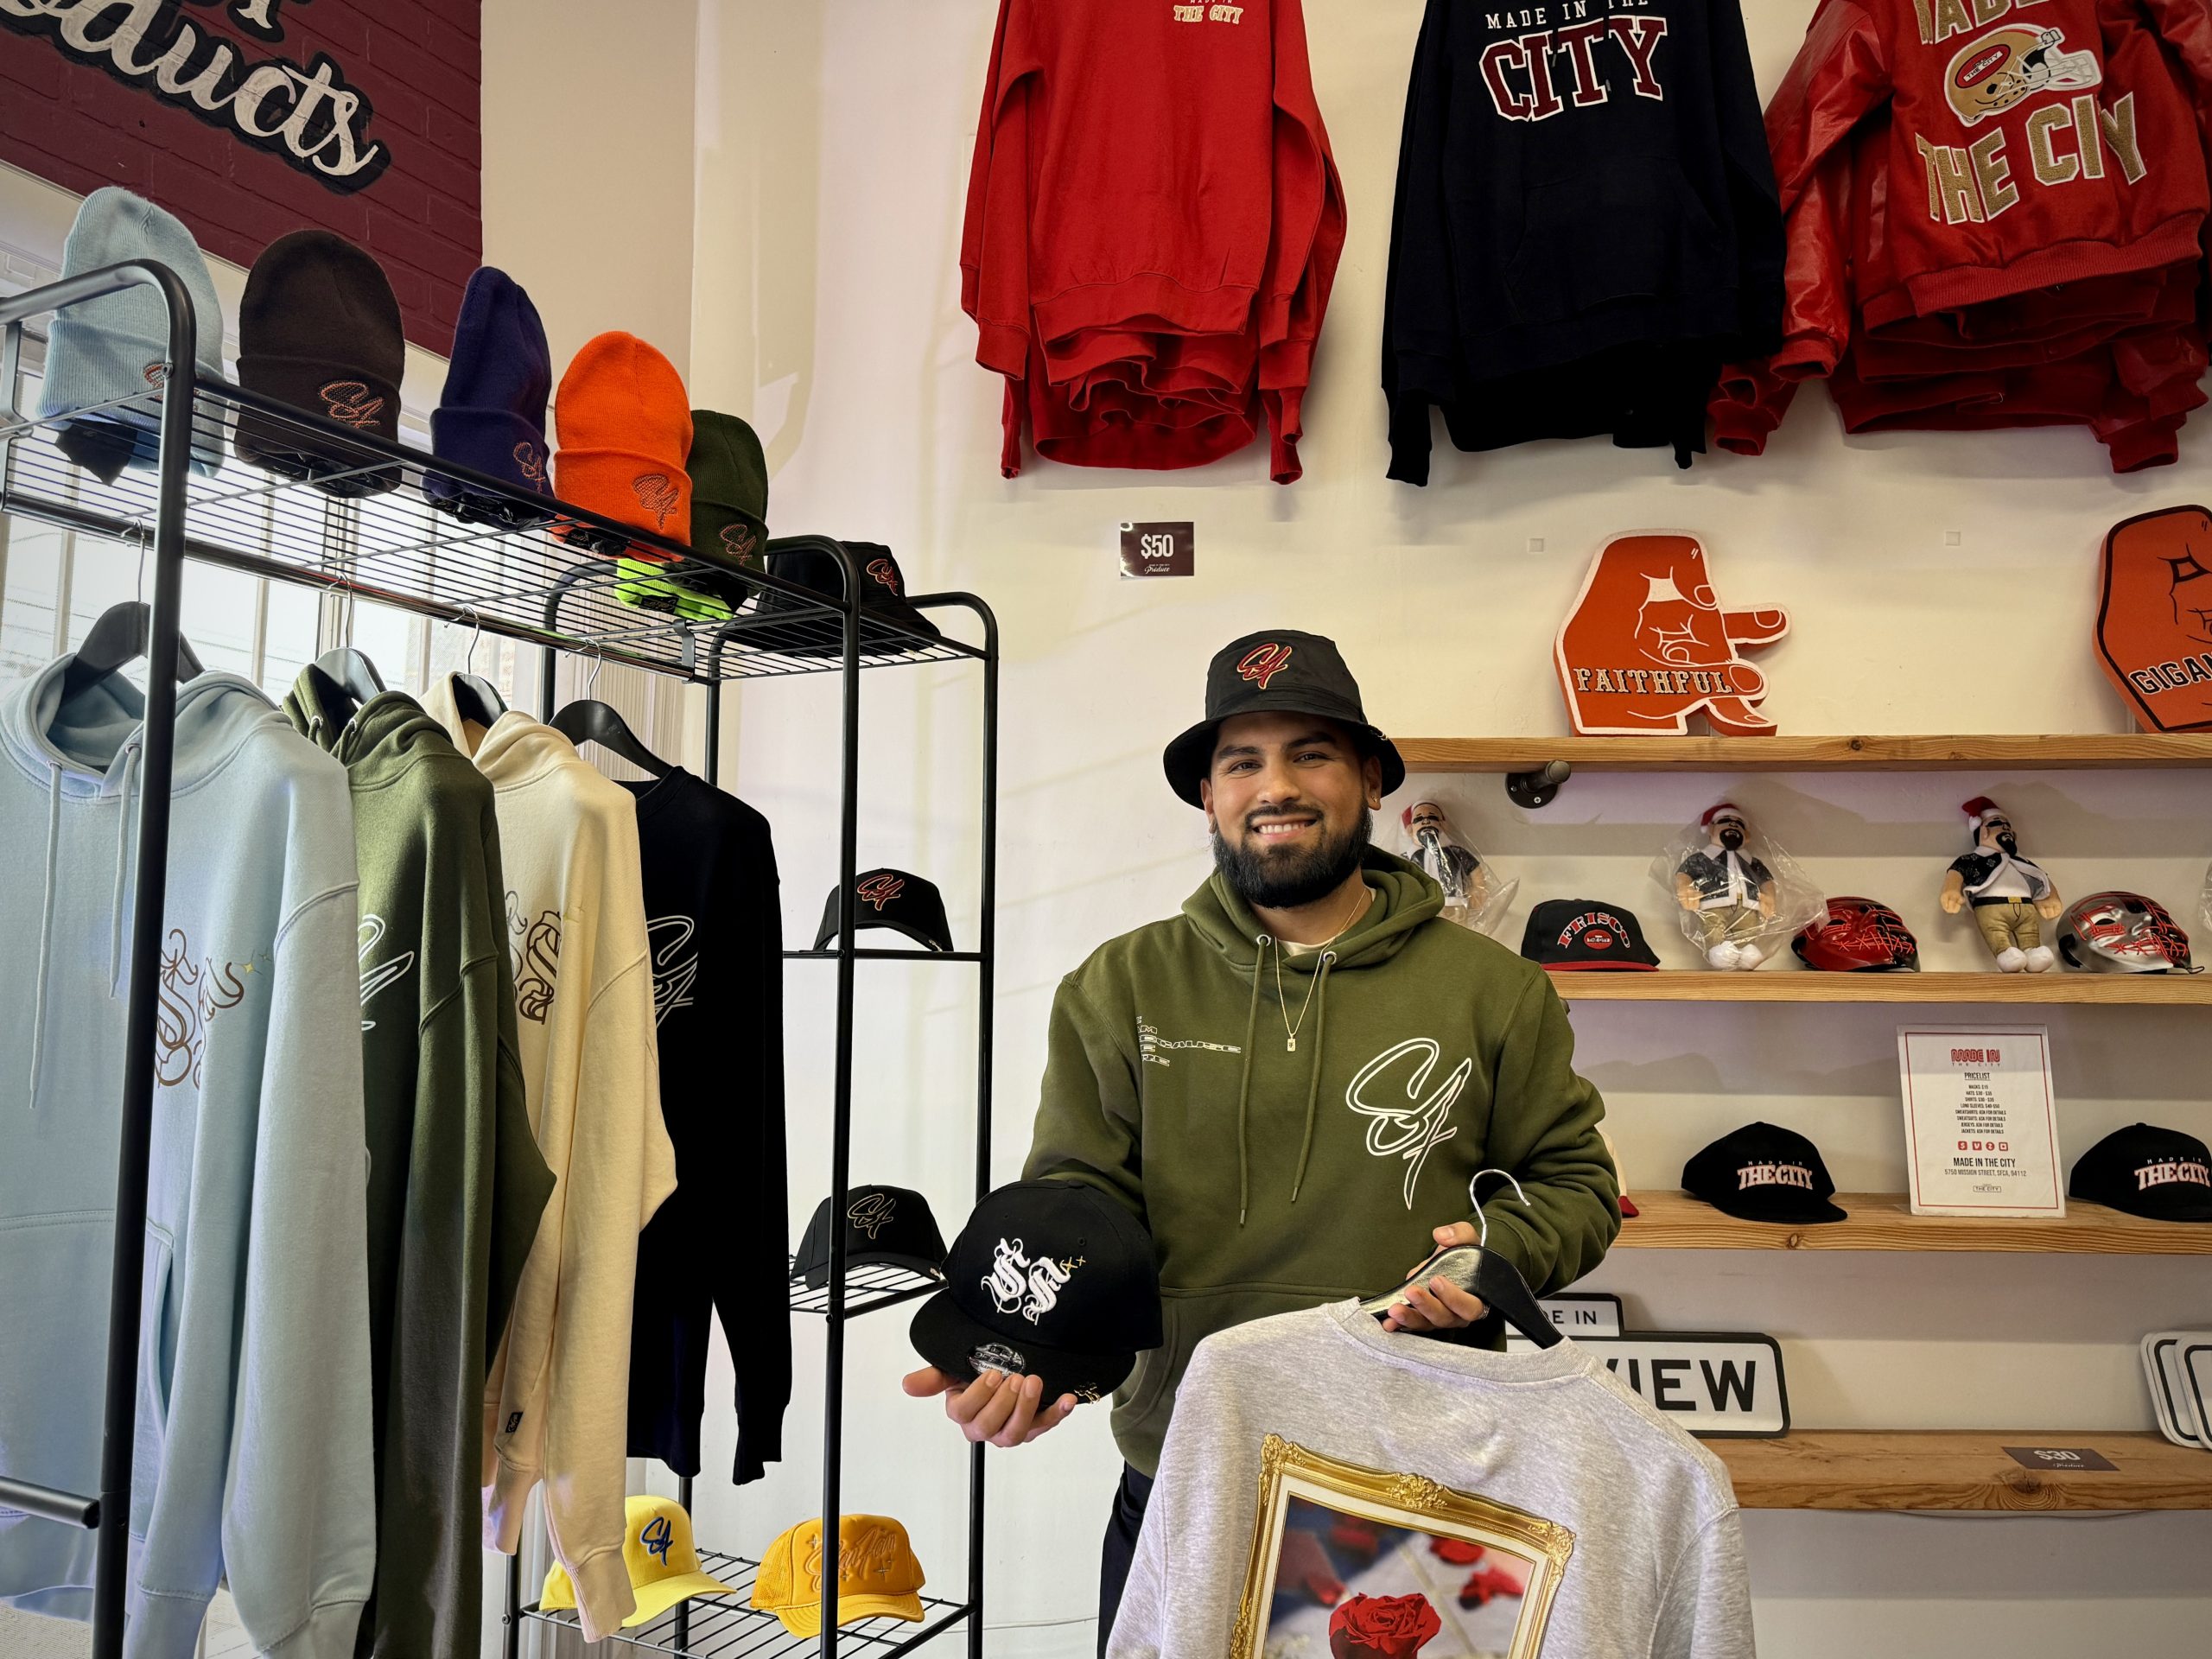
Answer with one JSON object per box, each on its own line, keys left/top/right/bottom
{"left": 1995, "top": 832, "right": 2019, "bottom": 855}
{"left": 1213, "top": 808, "right": 1373, "bottom": 910}
{"left": 1718, "top": 827, "right": 1745, "bottom": 851}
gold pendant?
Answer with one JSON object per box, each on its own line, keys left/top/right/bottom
{"left": 1287, "top": 1036, "right": 1297, "bottom": 1052}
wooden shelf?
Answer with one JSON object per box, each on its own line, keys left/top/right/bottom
{"left": 1552, "top": 970, "right": 2212, "bottom": 1005}
{"left": 1721, "top": 1430, "right": 2212, "bottom": 1511}
{"left": 1615, "top": 1192, "right": 2212, "bottom": 1255}
{"left": 1716, "top": 1431, "right": 2211, "bottom": 1511}
{"left": 1396, "top": 734, "right": 2212, "bottom": 772}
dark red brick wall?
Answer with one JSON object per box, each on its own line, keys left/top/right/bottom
{"left": 0, "top": 2, "right": 482, "bottom": 352}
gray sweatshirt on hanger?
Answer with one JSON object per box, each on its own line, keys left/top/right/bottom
{"left": 1109, "top": 1301, "right": 1753, "bottom": 1659}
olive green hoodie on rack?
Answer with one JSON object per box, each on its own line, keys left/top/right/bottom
{"left": 283, "top": 670, "right": 555, "bottom": 1659}
{"left": 1023, "top": 849, "right": 1619, "bottom": 1478}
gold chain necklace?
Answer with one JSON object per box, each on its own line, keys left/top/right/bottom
{"left": 1269, "top": 884, "right": 1369, "bottom": 1052}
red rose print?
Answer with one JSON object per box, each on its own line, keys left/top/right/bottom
{"left": 1328, "top": 1592, "right": 1440, "bottom": 1659}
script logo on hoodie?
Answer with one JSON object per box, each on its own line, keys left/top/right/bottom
{"left": 1347, "top": 1038, "right": 1470, "bottom": 1209}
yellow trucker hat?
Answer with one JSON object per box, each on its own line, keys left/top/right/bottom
{"left": 541, "top": 1495, "right": 739, "bottom": 1629}
{"left": 751, "top": 1513, "right": 925, "bottom": 1637}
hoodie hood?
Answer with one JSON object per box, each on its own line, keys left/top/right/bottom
{"left": 1182, "top": 848, "right": 1443, "bottom": 976}
{"left": 419, "top": 672, "right": 582, "bottom": 784}
{"left": 283, "top": 667, "right": 463, "bottom": 779}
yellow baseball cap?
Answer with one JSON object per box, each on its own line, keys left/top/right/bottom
{"left": 540, "top": 1495, "right": 739, "bottom": 1629}
{"left": 751, "top": 1514, "right": 925, "bottom": 1637}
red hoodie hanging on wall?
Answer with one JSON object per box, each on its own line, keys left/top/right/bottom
{"left": 960, "top": 0, "right": 1345, "bottom": 483}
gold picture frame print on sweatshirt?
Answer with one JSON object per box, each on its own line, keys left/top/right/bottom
{"left": 1232, "top": 1435, "right": 1576, "bottom": 1659}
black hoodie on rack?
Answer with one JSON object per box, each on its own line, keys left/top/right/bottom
{"left": 1382, "top": 0, "right": 1783, "bottom": 481}
{"left": 620, "top": 767, "right": 791, "bottom": 1483}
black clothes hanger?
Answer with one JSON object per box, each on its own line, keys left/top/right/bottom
{"left": 550, "top": 697, "right": 672, "bottom": 778}
{"left": 61, "top": 601, "right": 206, "bottom": 698}
{"left": 313, "top": 645, "right": 385, "bottom": 705}
{"left": 1358, "top": 1172, "right": 1562, "bottom": 1349}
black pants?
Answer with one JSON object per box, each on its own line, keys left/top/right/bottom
{"left": 1096, "top": 1463, "right": 1154, "bottom": 1658}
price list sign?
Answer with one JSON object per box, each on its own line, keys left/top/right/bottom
{"left": 1897, "top": 1026, "right": 2063, "bottom": 1217}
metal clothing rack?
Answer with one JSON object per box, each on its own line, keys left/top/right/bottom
{"left": 0, "top": 264, "right": 997, "bottom": 1659}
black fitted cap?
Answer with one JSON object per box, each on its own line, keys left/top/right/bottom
{"left": 813, "top": 868, "right": 954, "bottom": 953}
{"left": 1161, "top": 630, "right": 1405, "bottom": 808}
{"left": 1682, "top": 1122, "right": 1848, "bottom": 1224}
{"left": 751, "top": 541, "right": 942, "bottom": 656}
{"left": 1519, "top": 899, "right": 1662, "bottom": 971}
{"left": 2069, "top": 1123, "right": 2212, "bottom": 1222}
{"left": 794, "top": 1185, "right": 950, "bottom": 1288}
{"left": 910, "top": 1180, "right": 1163, "bottom": 1405}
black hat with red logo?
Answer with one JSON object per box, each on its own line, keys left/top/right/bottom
{"left": 813, "top": 867, "right": 955, "bottom": 954}
{"left": 2069, "top": 1124, "right": 2212, "bottom": 1222}
{"left": 752, "top": 540, "right": 942, "bottom": 656}
{"left": 1162, "top": 630, "right": 1406, "bottom": 807}
{"left": 1683, "top": 1122, "right": 1848, "bottom": 1224}
{"left": 1518, "top": 899, "right": 1662, "bottom": 971}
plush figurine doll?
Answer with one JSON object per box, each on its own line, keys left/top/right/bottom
{"left": 1403, "top": 800, "right": 1488, "bottom": 913}
{"left": 1673, "top": 803, "right": 1777, "bottom": 968}
{"left": 1942, "top": 796, "right": 2063, "bottom": 971}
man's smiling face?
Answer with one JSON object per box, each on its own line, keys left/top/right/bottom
{"left": 1200, "top": 711, "right": 1382, "bottom": 909}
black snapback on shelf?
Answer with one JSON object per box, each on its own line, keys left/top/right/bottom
{"left": 814, "top": 868, "right": 955, "bottom": 954}
{"left": 1519, "top": 899, "right": 1663, "bottom": 971}
{"left": 1681, "top": 1122, "right": 1848, "bottom": 1224}
{"left": 752, "top": 540, "right": 942, "bottom": 656}
{"left": 2069, "top": 1124, "right": 2212, "bottom": 1223}
{"left": 909, "top": 1179, "right": 1163, "bottom": 1405}
{"left": 794, "top": 1185, "right": 950, "bottom": 1288}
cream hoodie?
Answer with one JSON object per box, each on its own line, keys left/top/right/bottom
{"left": 423, "top": 679, "right": 676, "bottom": 1641}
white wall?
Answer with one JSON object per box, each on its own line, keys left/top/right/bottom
{"left": 683, "top": 3, "right": 2212, "bottom": 1655}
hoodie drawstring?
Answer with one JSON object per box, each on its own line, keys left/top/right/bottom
{"left": 110, "top": 741, "right": 139, "bottom": 996}
{"left": 1235, "top": 937, "right": 1339, "bottom": 1222}
{"left": 1287, "top": 951, "right": 1335, "bottom": 1204}
{"left": 28, "top": 763, "right": 62, "bottom": 1106}
{"left": 1235, "top": 937, "right": 1269, "bottom": 1226}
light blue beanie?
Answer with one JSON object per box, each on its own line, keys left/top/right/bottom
{"left": 37, "top": 187, "right": 227, "bottom": 483}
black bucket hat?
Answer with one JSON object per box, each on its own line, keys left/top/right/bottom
{"left": 1162, "top": 630, "right": 1404, "bottom": 807}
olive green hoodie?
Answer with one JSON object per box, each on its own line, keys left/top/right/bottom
{"left": 1023, "top": 849, "right": 1618, "bottom": 1477}
{"left": 283, "top": 669, "right": 554, "bottom": 1659}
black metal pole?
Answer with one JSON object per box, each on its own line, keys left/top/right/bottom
{"left": 823, "top": 540, "right": 863, "bottom": 1658}
{"left": 91, "top": 263, "right": 200, "bottom": 1659}
{"left": 674, "top": 1472, "right": 694, "bottom": 1653}
{"left": 503, "top": 1551, "right": 521, "bottom": 1659}
{"left": 970, "top": 600, "right": 1000, "bottom": 1659}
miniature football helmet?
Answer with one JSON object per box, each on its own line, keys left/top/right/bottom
{"left": 2057, "top": 892, "right": 2195, "bottom": 973}
{"left": 1944, "top": 26, "right": 2101, "bottom": 127}
{"left": 1792, "top": 897, "right": 1920, "bottom": 972}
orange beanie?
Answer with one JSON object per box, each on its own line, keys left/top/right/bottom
{"left": 553, "top": 332, "right": 694, "bottom": 557}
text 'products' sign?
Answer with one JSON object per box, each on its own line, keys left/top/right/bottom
{"left": 0, "top": 0, "right": 483, "bottom": 347}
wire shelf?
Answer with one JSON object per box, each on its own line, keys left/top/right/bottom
{"left": 0, "top": 380, "right": 982, "bottom": 683}
{"left": 787, "top": 1258, "right": 947, "bottom": 1319}
{"left": 520, "top": 1548, "right": 972, "bottom": 1658}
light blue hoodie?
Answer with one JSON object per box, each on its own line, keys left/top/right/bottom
{"left": 0, "top": 658, "right": 375, "bottom": 1659}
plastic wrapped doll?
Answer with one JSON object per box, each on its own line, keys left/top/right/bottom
{"left": 1399, "top": 799, "right": 1516, "bottom": 935}
{"left": 1654, "top": 802, "right": 1824, "bottom": 969}
{"left": 1941, "top": 796, "right": 2063, "bottom": 972}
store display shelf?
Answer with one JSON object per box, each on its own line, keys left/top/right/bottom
{"left": 520, "top": 1548, "right": 972, "bottom": 1656}
{"left": 1715, "top": 1431, "right": 2212, "bottom": 1512}
{"left": 1552, "top": 971, "right": 2212, "bottom": 1005}
{"left": 1396, "top": 734, "right": 2212, "bottom": 772}
{"left": 1616, "top": 1192, "right": 2212, "bottom": 1254}
{"left": 787, "top": 1258, "right": 947, "bottom": 1319}
{"left": 0, "top": 382, "right": 980, "bottom": 683}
